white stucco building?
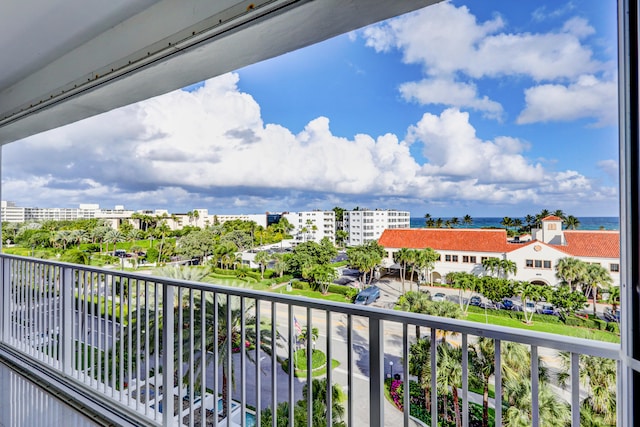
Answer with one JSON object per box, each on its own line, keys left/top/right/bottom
{"left": 378, "top": 216, "right": 620, "bottom": 288}
{"left": 283, "top": 210, "right": 336, "bottom": 244}
{"left": 344, "top": 209, "right": 410, "bottom": 246}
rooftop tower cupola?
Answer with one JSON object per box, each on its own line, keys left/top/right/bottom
{"left": 532, "top": 215, "right": 565, "bottom": 245}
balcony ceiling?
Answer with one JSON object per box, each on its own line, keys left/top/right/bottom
{"left": 0, "top": 0, "right": 439, "bottom": 145}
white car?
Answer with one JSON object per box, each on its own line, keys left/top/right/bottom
{"left": 432, "top": 292, "right": 446, "bottom": 302}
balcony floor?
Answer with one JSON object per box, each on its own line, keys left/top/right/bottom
{"left": 0, "top": 360, "right": 105, "bottom": 427}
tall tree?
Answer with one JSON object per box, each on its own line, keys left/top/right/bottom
{"left": 555, "top": 257, "right": 588, "bottom": 292}
{"left": 408, "top": 338, "right": 432, "bottom": 412}
{"left": 564, "top": 215, "right": 581, "bottom": 230}
{"left": 393, "top": 247, "right": 412, "bottom": 293}
{"left": 584, "top": 263, "right": 613, "bottom": 317}
{"left": 254, "top": 250, "right": 271, "bottom": 280}
{"left": 398, "top": 290, "right": 431, "bottom": 338}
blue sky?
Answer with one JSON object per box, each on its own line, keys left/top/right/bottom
{"left": 2, "top": 0, "right": 620, "bottom": 218}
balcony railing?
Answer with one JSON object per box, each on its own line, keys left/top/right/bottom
{"left": 0, "top": 254, "right": 620, "bottom": 426}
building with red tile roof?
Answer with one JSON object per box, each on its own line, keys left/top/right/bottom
{"left": 378, "top": 216, "right": 620, "bottom": 287}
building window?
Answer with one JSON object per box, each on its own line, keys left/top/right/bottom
{"left": 452, "top": 255, "right": 458, "bottom": 262}
{"left": 547, "top": 223, "right": 557, "bottom": 230}
{"left": 481, "top": 257, "right": 488, "bottom": 262}
{"left": 526, "top": 259, "right": 534, "bottom": 268}
{"left": 463, "top": 256, "right": 469, "bottom": 263}
{"left": 470, "top": 256, "right": 476, "bottom": 263}
{"left": 445, "top": 255, "right": 452, "bottom": 262}
{"left": 543, "top": 260, "right": 551, "bottom": 269}
{"left": 611, "top": 263, "right": 620, "bottom": 272}
{"left": 534, "top": 260, "right": 542, "bottom": 268}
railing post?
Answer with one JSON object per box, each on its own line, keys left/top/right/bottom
{"left": 1, "top": 257, "right": 10, "bottom": 343}
{"left": 369, "top": 317, "right": 383, "bottom": 427}
{"left": 61, "top": 266, "right": 74, "bottom": 375}
{"left": 162, "top": 283, "right": 175, "bottom": 427}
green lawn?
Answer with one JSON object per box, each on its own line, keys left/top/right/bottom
{"left": 276, "top": 288, "right": 352, "bottom": 303}
{"left": 464, "top": 310, "right": 619, "bottom": 343}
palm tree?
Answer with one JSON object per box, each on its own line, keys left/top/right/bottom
{"left": 448, "top": 272, "right": 480, "bottom": 316}
{"left": 397, "top": 291, "right": 431, "bottom": 338}
{"left": 437, "top": 344, "right": 463, "bottom": 426}
{"left": 155, "top": 221, "right": 171, "bottom": 264}
{"left": 584, "top": 263, "right": 613, "bottom": 317}
{"left": 501, "top": 217, "right": 514, "bottom": 231}
{"left": 503, "top": 379, "right": 570, "bottom": 427}
{"left": 553, "top": 209, "right": 566, "bottom": 221}
{"left": 481, "top": 257, "right": 501, "bottom": 277}
{"left": 564, "top": 215, "right": 581, "bottom": 230}
{"left": 499, "top": 259, "right": 518, "bottom": 279}
{"left": 607, "top": 286, "right": 620, "bottom": 311}
{"left": 104, "top": 229, "right": 124, "bottom": 254}
{"left": 515, "top": 281, "right": 551, "bottom": 324}
{"left": 183, "top": 293, "right": 278, "bottom": 418}
{"left": 558, "top": 354, "right": 617, "bottom": 425}
{"left": 254, "top": 250, "right": 271, "bottom": 280}
{"left": 462, "top": 214, "right": 473, "bottom": 226}
{"left": 471, "top": 337, "right": 495, "bottom": 427}
{"left": 555, "top": 257, "right": 587, "bottom": 292}
{"left": 271, "top": 253, "right": 286, "bottom": 278}
{"left": 294, "top": 379, "right": 347, "bottom": 427}
{"left": 408, "top": 338, "right": 432, "bottom": 412}
{"left": 393, "top": 247, "right": 412, "bottom": 293}
{"left": 416, "top": 247, "right": 440, "bottom": 286}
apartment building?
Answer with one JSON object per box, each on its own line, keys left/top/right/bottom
{"left": 283, "top": 210, "right": 336, "bottom": 244}
{"left": 344, "top": 209, "right": 410, "bottom": 246}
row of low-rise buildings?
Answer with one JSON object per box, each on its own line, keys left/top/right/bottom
{"left": 378, "top": 215, "right": 621, "bottom": 288}
{"left": 0, "top": 201, "right": 410, "bottom": 246}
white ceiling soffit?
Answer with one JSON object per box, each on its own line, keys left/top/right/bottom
{"left": 0, "top": 0, "right": 440, "bottom": 145}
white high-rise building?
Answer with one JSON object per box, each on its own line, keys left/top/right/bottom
{"left": 344, "top": 209, "right": 410, "bottom": 246}
{"left": 283, "top": 210, "right": 336, "bottom": 244}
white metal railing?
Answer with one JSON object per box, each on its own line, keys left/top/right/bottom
{"left": 0, "top": 255, "right": 621, "bottom": 426}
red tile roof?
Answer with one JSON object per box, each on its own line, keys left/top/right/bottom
{"left": 542, "top": 215, "right": 563, "bottom": 221}
{"left": 559, "top": 230, "right": 620, "bottom": 258}
{"left": 378, "top": 228, "right": 510, "bottom": 252}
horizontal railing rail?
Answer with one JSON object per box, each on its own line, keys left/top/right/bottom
{"left": 0, "top": 254, "right": 621, "bottom": 427}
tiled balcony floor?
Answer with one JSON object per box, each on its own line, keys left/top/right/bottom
{"left": 0, "top": 360, "right": 105, "bottom": 427}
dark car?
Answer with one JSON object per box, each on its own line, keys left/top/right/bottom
{"left": 469, "top": 296, "right": 482, "bottom": 306}
{"left": 501, "top": 299, "right": 515, "bottom": 310}
{"left": 354, "top": 286, "right": 381, "bottom": 305}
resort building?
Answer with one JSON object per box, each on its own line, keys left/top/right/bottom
{"left": 344, "top": 209, "right": 410, "bottom": 246}
{"left": 1, "top": 201, "right": 134, "bottom": 223}
{"left": 378, "top": 216, "right": 621, "bottom": 288}
{"left": 282, "top": 210, "right": 336, "bottom": 244}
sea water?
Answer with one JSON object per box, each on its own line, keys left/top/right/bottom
{"left": 409, "top": 217, "right": 619, "bottom": 231}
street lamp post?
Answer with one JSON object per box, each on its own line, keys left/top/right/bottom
{"left": 390, "top": 361, "right": 394, "bottom": 379}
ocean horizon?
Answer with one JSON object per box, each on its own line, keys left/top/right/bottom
{"left": 410, "top": 216, "right": 619, "bottom": 231}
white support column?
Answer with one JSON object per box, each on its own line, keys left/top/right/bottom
{"left": 61, "top": 266, "right": 74, "bottom": 375}
{"left": 1, "top": 258, "right": 10, "bottom": 343}
{"left": 162, "top": 283, "right": 175, "bottom": 427}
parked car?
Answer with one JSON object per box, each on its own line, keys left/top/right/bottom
{"left": 432, "top": 292, "right": 446, "bottom": 302}
{"left": 604, "top": 307, "right": 621, "bottom": 322}
{"left": 536, "top": 303, "right": 557, "bottom": 315}
{"left": 501, "top": 299, "right": 515, "bottom": 310}
{"left": 524, "top": 301, "right": 536, "bottom": 313}
{"left": 354, "top": 285, "right": 381, "bottom": 305}
{"left": 469, "top": 296, "right": 482, "bottom": 306}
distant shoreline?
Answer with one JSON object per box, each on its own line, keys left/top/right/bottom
{"left": 409, "top": 216, "right": 620, "bottom": 231}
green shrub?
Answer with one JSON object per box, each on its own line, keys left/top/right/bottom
{"left": 327, "top": 284, "right": 350, "bottom": 295}
{"left": 291, "top": 280, "right": 309, "bottom": 290}
{"left": 606, "top": 322, "right": 620, "bottom": 333}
